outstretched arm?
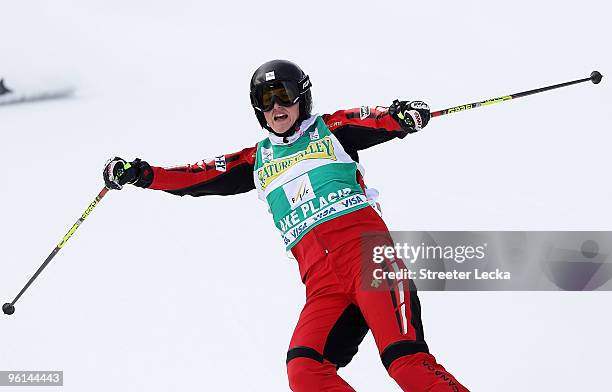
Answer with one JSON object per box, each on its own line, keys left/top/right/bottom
{"left": 103, "top": 146, "right": 257, "bottom": 197}
{"left": 322, "top": 101, "right": 430, "bottom": 157}
{"left": 149, "top": 147, "right": 257, "bottom": 196}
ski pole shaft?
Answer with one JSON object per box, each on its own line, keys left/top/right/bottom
{"left": 3, "top": 187, "right": 110, "bottom": 315}
{"left": 431, "top": 71, "right": 603, "bottom": 118}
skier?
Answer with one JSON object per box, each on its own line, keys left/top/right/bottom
{"left": 103, "top": 60, "right": 469, "bottom": 391}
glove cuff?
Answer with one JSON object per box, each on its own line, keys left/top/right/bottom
{"left": 131, "top": 159, "right": 154, "bottom": 188}
{"left": 389, "top": 99, "right": 418, "bottom": 133}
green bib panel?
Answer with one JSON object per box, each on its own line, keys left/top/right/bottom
{"left": 253, "top": 116, "right": 369, "bottom": 249}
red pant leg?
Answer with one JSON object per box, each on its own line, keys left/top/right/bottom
{"left": 287, "top": 358, "right": 355, "bottom": 392}
{"left": 330, "top": 208, "right": 471, "bottom": 391}
{"left": 289, "top": 206, "right": 470, "bottom": 391}
{"left": 287, "top": 243, "right": 360, "bottom": 391}
{"left": 388, "top": 352, "right": 470, "bottom": 392}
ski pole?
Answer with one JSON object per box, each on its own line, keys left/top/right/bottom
{"left": 3, "top": 186, "right": 110, "bottom": 315}
{"left": 431, "top": 70, "right": 603, "bottom": 118}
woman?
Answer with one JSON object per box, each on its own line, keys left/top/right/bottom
{"left": 103, "top": 60, "right": 468, "bottom": 391}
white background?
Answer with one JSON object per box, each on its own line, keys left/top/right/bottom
{"left": 1, "top": 1, "right": 611, "bottom": 390}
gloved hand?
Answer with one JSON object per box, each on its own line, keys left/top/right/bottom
{"left": 389, "top": 100, "right": 431, "bottom": 133}
{"left": 103, "top": 157, "right": 153, "bottom": 190}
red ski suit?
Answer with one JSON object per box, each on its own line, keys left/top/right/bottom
{"left": 141, "top": 106, "right": 469, "bottom": 391}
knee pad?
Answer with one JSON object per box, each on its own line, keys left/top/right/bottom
{"left": 287, "top": 346, "right": 325, "bottom": 364}
{"left": 380, "top": 340, "right": 430, "bottom": 370}
{"left": 288, "top": 304, "right": 369, "bottom": 370}
{"left": 286, "top": 348, "right": 335, "bottom": 392}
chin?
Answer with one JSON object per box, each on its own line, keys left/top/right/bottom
{"left": 273, "top": 124, "right": 292, "bottom": 134}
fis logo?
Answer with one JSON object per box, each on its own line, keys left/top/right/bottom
{"left": 214, "top": 155, "right": 226, "bottom": 172}
{"left": 283, "top": 174, "right": 315, "bottom": 209}
{"left": 360, "top": 106, "right": 371, "bottom": 120}
{"left": 292, "top": 183, "right": 310, "bottom": 204}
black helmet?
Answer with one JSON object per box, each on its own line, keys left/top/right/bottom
{"left": 249, "top": 60, "right": 312, "bottom": 134}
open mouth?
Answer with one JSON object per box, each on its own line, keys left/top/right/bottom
{"left": 274, "top": 113, "right": 289, "bottom": 121}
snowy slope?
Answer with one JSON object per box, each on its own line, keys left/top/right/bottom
{"left": 1, "top": 1, "right": 611, "bottom": 391}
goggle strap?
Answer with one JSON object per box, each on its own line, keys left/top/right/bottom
{"left": 298, "top": 75, "right": 311, "bottom": 94}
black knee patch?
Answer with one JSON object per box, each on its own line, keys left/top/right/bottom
{"left": 287, "top": 346, "right": 324, "bottom": 364}
{"left": 381, "top": 340, "right": 430, "bottom": 370}
{"left": 287, "top": 305, "right": 369, "bottom": 369}
{"left": 323, "top": 304, "right": 369, "bottom": 368}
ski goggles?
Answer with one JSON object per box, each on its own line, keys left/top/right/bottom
{"left": 251, "top": 77, "right": 310, "bottom": 112}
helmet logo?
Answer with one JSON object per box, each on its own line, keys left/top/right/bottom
{"left": 265, "top": 71, "right": 276, "bottom": 81}
{"left": 302, "top": 79, "right": 310, "bottom": 89}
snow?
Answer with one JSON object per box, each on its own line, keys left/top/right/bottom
{"left": 1, "top": 0, "right": 611, "bottom": 390}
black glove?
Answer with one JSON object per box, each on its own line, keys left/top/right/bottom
{"left": 389, "top": 100, "right": 431, "bottom": 133}
{"left": 103, "top": 157, "right": 153, "bottom": 190}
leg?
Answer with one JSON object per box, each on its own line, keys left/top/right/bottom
{"left": 356, "top": 281, "right": 469, "bottom": 390}
{"left": 287, "top": 356, "right": 354, "bottom": 392}
{"left": 349, "top": 233, "right": 470, "bottom": 391}
{"left": 386, "top": 351, "right": 468, "bottom": 392}
{"left": 286, "top": 257, "right": 368, "bottom": 392}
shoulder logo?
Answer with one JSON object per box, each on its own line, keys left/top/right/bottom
{"left": 265, "top": 71, "right": 275, "bottom": 81}
{"left": 214, "top": 155, "right": 226, "bottom": 172}
{"left": 360, "top": 106, "right": 370, "bottom": 120}
{"left": 374, "top": 106, "right": 389, "bottom": 114}
{"left": 261, "top": 147, "right": 274, "bottom": 163}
